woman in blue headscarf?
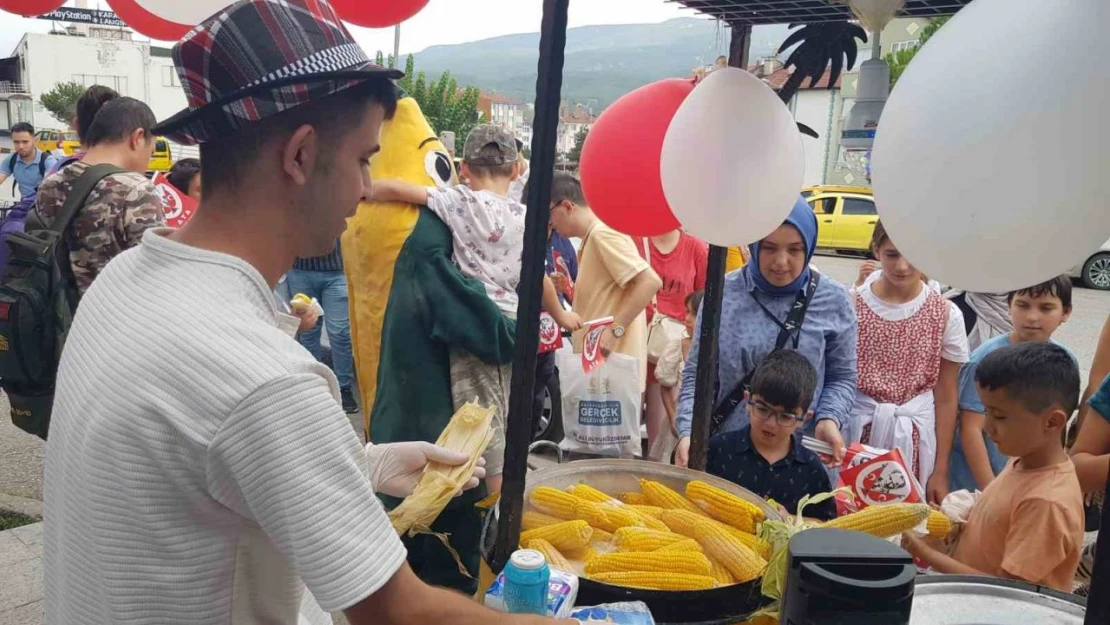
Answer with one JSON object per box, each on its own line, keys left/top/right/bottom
{"left": 674, "top": 196, "right": 859, "bottom": 467}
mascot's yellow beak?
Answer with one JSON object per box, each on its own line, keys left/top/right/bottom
{"left": 342, "top": 97, "right": 456, "bottom": 437}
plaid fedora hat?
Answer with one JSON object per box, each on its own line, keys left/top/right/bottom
{"left": 153, "top": 0, "right": 403, "bottom": 145}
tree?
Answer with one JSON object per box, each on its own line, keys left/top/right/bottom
{"left": 39, "top": 81, "right": 86, "bottom": 125}
{"left": 389, "top": 53, "right": 481, "bottom": 148}
{"left": 886, "top": 17, "right": 951, "bottom": 88}
{"left": 567, "top": 126, "right": 589, "bottom": 162}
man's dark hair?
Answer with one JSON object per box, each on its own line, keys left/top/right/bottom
{"left": 199, "top": 79, "right": 398, "bottom": 196}
{"left": 10, "top": 122, "right": 34, "bottom": 136}
{"left": 550, "top": 171, "right": 586, "bottom": 206}
{"left": 870, "top": 220, "right": 890, "bottom": 251}
{"left": 167, "top": 158, "right": 201, "bottom": 195}
{"left": 521, "top": 171, "right": 586, "bottom": 207}
{"left": 750, "top": 351, "right": 818, "bottom": 413}
{"left": 1007, "top": 275, "right": 1073, "bottom": 312}
{"left": 76, "top": 85, "right": 119, "bottom": 144}
{"left": 975, "top": 342, "right": 1080, "bottom": 415}
{"left": 84, "top": 97, "right": 156, "bottom": 148}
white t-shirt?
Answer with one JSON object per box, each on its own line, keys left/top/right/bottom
{"left": 857, "top": 281, "right": 970, "bottom": 363}
{"left": 43, "top": 229, "right": 406, "bottom": 625}
{"left": 426, "top": 185, "right": 525, "bottom": 316}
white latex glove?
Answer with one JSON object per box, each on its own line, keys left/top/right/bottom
{"left": 364, "top": 441, "right": 486, "bottom": 498}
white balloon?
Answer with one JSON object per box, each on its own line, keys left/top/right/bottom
{"left": 134, "top": 0, "right": 231, "bottom": 26}
{"left": 660, "top": 67, "right": 805, "bottom": 248}
{"left": 872, "top": 0, "right": 1110, "bottom": 292}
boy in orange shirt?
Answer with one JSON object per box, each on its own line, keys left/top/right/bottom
{"left": 903, "top": 342, "right": 1084, "bottom": 592}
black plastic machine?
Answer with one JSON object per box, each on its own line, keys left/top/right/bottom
{"left": 781, "top": 527, "right": 1091, "bottom": 625}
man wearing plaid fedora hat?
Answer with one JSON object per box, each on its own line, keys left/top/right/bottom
{"left": 40, "top": 1, "right": 569, "bottom": 624}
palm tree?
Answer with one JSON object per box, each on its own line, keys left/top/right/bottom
{"left": 777, "top": 22, "right": 869, "bottom": 105}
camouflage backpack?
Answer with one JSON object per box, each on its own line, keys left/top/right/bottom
{"left": 0, "top": 164, "right": 124, "bottom": 439}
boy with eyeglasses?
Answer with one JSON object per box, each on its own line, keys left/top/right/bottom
{"left": 706, "top": 350, "right": 836, "bottom": 520}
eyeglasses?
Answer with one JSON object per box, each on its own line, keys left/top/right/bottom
{"left": 749, "top": 399, "right": 803, "bottom": 427}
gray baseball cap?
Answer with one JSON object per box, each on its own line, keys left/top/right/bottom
{"left": 464, "top": 124, "right": 518, "bottom": 166}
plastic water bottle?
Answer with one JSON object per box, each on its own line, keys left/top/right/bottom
{"left": 503, "top": 549, "right": 551, "bottom": 615}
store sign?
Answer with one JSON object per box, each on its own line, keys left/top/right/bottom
{"left": 36, "top": 8, "right": 127, "bottom": 28}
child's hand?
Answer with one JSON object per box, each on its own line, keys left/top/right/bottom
{"left": 900, "top": 532, "right": 934, "bottom": 562}
{"left": 556, "top": 310, "right": 583, "bottom": 332}
{"left": 926, "top": 471, "right": 950, "bottom": 507}
{"left": 550, "top": 272, "right": 570, "bottom": 295}
{"left": 856, "top": 260, "right": 878, "bottom": 288}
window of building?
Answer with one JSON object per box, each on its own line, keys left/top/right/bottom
{"left": 161, "top": 66, "right": 179, "bottom": 87}
{"left": 890, "top": 40, "right": 919, "bottom": 53}
{"left": 73, "top": 74, "right": 129, "bottom": 96}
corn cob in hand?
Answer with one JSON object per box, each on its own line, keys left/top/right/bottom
{"left": 823, "top": 503, "right": 932, "bottom": 539}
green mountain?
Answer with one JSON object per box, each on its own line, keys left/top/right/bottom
{"left": 411, "top": 19, "right": 789, "bottom": 110}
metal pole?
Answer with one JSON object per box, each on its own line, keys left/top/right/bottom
{"left": 491, "top": 0, "right": 570, "bottom": 574}
{"left": 393, "top": 24, "right": 401, "bottom": 68}
{"left": 688, "top": 22, "right": 752, "bottom": 472}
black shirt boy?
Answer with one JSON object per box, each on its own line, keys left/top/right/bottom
{"left": 707, "top": 426, "right": 836, "bottom": 521}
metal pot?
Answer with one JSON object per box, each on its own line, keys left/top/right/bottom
{"left": 910, "top": 576, "right": 1085, "bottom": 624}
{"left": 512, "top": 458, "right": 783, "bottom": 624}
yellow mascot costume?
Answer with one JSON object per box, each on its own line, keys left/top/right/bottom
{"left": 342, "top": 95, "right": 515, "bottom": 593}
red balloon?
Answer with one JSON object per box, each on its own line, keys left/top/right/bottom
{"left": 332, "top": 0, "right": 429, "bottom": 28}
{"left": 0, "top": 0, "right": 65, "bottom": 17}
{"left": 579, "top": 78, "right": 694, "bottom": 237}
{"left": 107, "top": 0, "right": 192, "bottom": 42}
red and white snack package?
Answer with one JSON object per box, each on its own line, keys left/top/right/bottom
{"left": 835, "top": 443, "right": 924, "bottom": 516}
{"left": 581, "top": 316, "right": 614, "bottom": 374}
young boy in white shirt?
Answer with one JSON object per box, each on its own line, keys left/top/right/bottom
{"left": 372, "top": 124, "right": 579, "bottom": 493}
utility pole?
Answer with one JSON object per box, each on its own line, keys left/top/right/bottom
{"left": 393, "top": 24, "right": 401, "bottom": 68}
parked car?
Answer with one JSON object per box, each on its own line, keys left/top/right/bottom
{"left": 802, "top": 185, "right": 877, "bottom": 254}
{"left": 35, "top": 129, "right": 80, "bottom": 156}
{"left": 1070, "top": 238, "right": 1110, "bottom": 291}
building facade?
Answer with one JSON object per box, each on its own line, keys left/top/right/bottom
{"left": 6, "top": 31, "right": 193, "bottom": 158}
{"left": 556, "top": 102, "right": 595, "bottom": 158}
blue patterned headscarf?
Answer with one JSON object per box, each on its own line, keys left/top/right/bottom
{"left": 746, "top": 195, "right": 818, "bottom": 296}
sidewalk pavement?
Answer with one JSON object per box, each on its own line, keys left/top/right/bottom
{"left": 0, "top": 522, "right": 43, "bottom": 625}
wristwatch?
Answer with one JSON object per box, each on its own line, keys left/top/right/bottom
{"left": 611, "top": 324, "right": 626, "bottom": 339}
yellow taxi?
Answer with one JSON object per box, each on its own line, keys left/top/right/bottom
{"left": 35, "top": 129, "right": 81, "bottom": 156}
{"left": 801, "top": 185, "right": 877, "bottom": 254}
{"left": 147, "top": 137, "right": 174, "bottom": 173}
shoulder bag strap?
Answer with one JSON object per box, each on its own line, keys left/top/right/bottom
{"left": 709, "top": 272, "right": 821, "bottom": 435}
{"left": 642, "top": 237, "right": 657, "bottom": 311}
{"left": 48, "top": 164, "right": 126, "bottom": 235}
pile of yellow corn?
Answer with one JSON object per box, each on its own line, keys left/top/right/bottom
{"left": 520, "top": 479, "right": 776, "bottom": 591}
{"left": 520, "top": 480, "right": 939, "bottom": 597}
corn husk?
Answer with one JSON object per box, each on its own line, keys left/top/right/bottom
{"left": 755, "top": 489, "right": 849, "bottom": 622}
{"left": 388, "top": 402, "right": 495, "bottom": 535}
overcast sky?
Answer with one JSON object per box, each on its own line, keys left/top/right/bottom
{"left": 1, "top": 0, "right": 702, "bottom": 57}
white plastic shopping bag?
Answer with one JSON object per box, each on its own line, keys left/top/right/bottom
{"left": 558, "top": 352, "right": 641, "bottom": 458}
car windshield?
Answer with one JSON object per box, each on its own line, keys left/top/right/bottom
{"left": 155, "top": 140, "right": 168, "bottom": 152}
{"left": 62, "top": 132, "right": 78, "bottom": 141}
